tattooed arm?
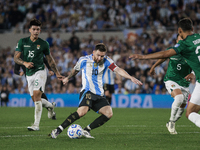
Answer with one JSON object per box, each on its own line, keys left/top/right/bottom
{"left": 62, "top": 68, "right": 79, "bottom": 85}
{"left": 14, "top": 51, "right": 34, "bottom": 69}
{"left": 14, "top": 51, "right": 24, "bottom": 65}
{"left": 45, "top": 54, "right": 63, "bottom": 80}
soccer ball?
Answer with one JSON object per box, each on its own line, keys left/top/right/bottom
{"left": 67, "top": 124, "right": 83, "bottom": 139}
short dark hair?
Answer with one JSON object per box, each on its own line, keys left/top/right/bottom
{"left": 94, "top": 43, "right": 107, "bottom": 52}
{"left": 29, "top": 18, "right": 42, "bottom": 28}
{"left": 178, "top": 18, "right": 193, "bottom": 32}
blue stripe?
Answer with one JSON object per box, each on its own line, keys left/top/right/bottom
{"left": 79, "top": 90, "right": 87, "bottom": 105}
{"left": 80, "top": 60, "right": 86, "bottom": 69}
{"left": 108, "top": 69, "right": 111, "bottom": 84}
{"left": 84, "top": 62, "right": 90, "bottom": 91}
{"left": 104, "top": 58, "right": 111, "bottom": 67}
{"left": 92, "top": 63, "right": 101, "bottom": 95}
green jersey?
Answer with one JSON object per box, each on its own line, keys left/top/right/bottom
{"left": 164, "top": 47, "right": 192, "bottom": 87}
{"left": 173, "top": 33, "right": 200, "bottom": 83}
{"left": 16, "top": 37, "right": 50, "bottom": 76}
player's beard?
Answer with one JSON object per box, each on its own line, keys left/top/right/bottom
{"left": 94, "top": 58, "right": 103, "bottom": 64}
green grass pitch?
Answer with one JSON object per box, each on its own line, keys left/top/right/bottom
{"left": 0, "top": 107, "right": 199, "bottom": 150}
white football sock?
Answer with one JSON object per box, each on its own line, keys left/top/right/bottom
{"left": 58, "top": 125, "right": 64, "bottom": 131}
{"left": 34, "top": 101, "right": 42, "bottom": 126}
{"left": 41, "top": 98, "right": 52, "bottom": 109}
{"left": 169, "top": 94, "right": 184, "bottom": 121}
{"left": 188, "top": 112, "right": 200, "bottom": 128}
{"left": 174, "top": 108, "right": 184, "bottom": 122}
{"left": 170, "top": 105, "right": 179, "bottom": 121}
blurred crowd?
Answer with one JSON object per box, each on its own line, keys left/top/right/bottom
{"left": 1, "top": 0, "right": 200, "bottom": 32}
{"left": 0, "top": 0, "right": 198, "bottom": 97}
{"left": 0, "top": 28, "right": 196, "bottom": 96}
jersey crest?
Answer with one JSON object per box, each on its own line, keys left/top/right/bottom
{"left": 37, "top": 45, "right": 40, "bottom": 49}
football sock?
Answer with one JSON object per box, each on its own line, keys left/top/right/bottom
{"left": 174, "top": 108, "right": 184, "bottom": 122}
{"left": 57, "top": 112, "right": 80, "bottom": 133}
{"left": 169, "top": 94, "right": 184, "bottom": 121}
{"left": 34, "top": 101, "right": 42, "bottom": 126}
{"left": 188, "top": 112, "right": 200, "bottom": 128}
{"left": 106, "top": 96, "right": 112, "bottom": 105}
{"left": 88, "top": 114, "right": 110, "bottom": 130}
{"left": 169, "top": 105, "right": 179, "bottom": 122}
{"left": 41, "top": 98, "right": 53, "bottom": 109}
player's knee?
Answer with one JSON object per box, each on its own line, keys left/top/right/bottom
{"left": 77, "top": 107, "right": 89, "bottom": 117}
{"left": 185, "top": 108, "right": 193, "bottom": 118}
{"left": 104, "top": 110, "right": 113, "bottom": 118}
{"left": 185, "top": 111, "right": 190, "bottom": 118}
{"left": 77, "top": 111, "right": 86, "bottom": 117}
{"left": 173, "top": 94, "right": 184, "bottom": 107}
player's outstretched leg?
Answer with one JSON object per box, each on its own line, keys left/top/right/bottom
{"left": 41, "top": 93, "right": 56, "bottom": 120}
{"left": 166, "top": 94, "right": 184, "bottom": 134}
{"left": 49, "top": 112, "right": 80, "bottom": 138}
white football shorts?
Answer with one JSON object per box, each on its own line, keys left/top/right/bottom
{"left": 165, "top": 80, "right": 189, "bottom": 104}
{"left": 26, "top": 68, "right": 47, "bottom": 96}
{"left": 190, "top": 81, "right": 200, "bottom": 105}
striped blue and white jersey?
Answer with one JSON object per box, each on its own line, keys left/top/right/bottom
{"left": 103, "top": 68, "right": 115, "bottom": 85}
{"left": 74, "top": 54, "right": 118, "bottom": 96}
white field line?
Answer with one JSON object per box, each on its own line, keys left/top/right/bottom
{"left": 1, "top": 132, "right": 200, "bottom": 138}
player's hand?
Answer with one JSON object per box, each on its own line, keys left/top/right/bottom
{"left": 56, "top": 73, "right": 64, "bottom": 80}
{"left": 19, "top": 71, "right": 24, "bottom": 76}
{"left": 49, "top": 70, "right": 54, "bottom": 76}
{"left": 130, "top": 77, "right": 143, "bottom": 85}
{"left": 129, "top": 54, "right": 145, "bottom": 60}
{"left": 184, "top": 73, "right": 195, "bottom": 82}
{"left": 24, "top": 62, "right": 34, "bottom": 69}
{"left": 149, "top": 68, "right": 155, "bottom": 75}
{"left": 62, "top": 77, "right": 69, "bottom": 85}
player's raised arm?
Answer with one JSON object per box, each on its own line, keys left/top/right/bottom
{"left": 62, "top": 68, "right": 79, "bottom": 85}
{"left": 114, "top": 67, "right": 143, "bottom": 85}
{"left": 45, "top": 54, "right": 63, "bottom": 80}
{"left": 129, "top": 49, "right": 177, "bottom": 60}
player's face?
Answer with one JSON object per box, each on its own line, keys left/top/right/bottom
{"left": 93, "top": 50, "right": 106, "bottom": 63}
{"left": 29, "top": 25, "right": 41, "bottom": 39}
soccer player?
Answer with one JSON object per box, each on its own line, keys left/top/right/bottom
{"left": 14, "top": 18, "right": 63, "bottom": 131}
{"left": 149, "top": 34, "right": 194, "bottom": 134}
{"left": 103, "top": 67, "right": 121, "bottom": 105}
{"left": 14, "top": 56, "right": 57, "bottom": 120}
{"left": 129, "top": 18, "right": 200, "bottom": 130}
{"left": 103, "top": 68, "right": 114, "bottom": 104}
{"left": 49, "top": 43, "right": 143, "bottom": 139}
